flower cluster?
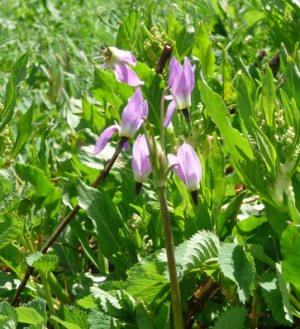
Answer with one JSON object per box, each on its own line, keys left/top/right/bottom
{"left": 94, "top": 47, "right": 201, "bottom": 203}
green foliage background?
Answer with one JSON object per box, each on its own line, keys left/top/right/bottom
{"left": 0, "top": 0, "right": 300, "bottom": 328}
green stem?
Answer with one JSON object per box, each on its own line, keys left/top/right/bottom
{"left": 40, "top": 272, "right": 59, "bottom": 329}
{"left": 160, "top": 87, "right": 168, "bottom": 151}
{"left": 158, "top": 187, "right": 184, "bottom": 329}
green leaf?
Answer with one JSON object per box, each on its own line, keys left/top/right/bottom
{"left": 260, "top": 272, "right": 292, "bottom": 325}
{"left": 26, "top": 253, "right": 58, "bottom": 273}
{"left": 0, "top": 217, "right": 24, "bottom": 250}
{"left": 82, "top": 96, "right": 106, "bottom": 136}
{"left": 155, "top": 303, "right": 170, "bottom": 329}
{"left": 51, "top": 316, "right": 81, "bottom": 329}
{"left": 250, "top": 117, "right": 278, "bottom": 177}
{"left": 125, "top": 255, "right": 168, "bottom": 306}
{"left": 193, "top": 23, "right": 215, "bottom": 79}
{"left": 281, "top": 224, "right": 300, "bottom": 291}
{"left": 218, "top": 243, "right": 255, "bottom": 303}
{"left": 15, "top": 163, "right": 61, "bottom": 216}
{"left": 235, "top": 71, "right": 256, "bottom": 133}
{"left": 213, "top": 307, "right": 246, "bottom": 329}
{"left": 16, "top": 307, "right": 44, "bottom": 325}
{"left": 167, "top": 16, "right": 194, "bottom": 60}
{"left": 276, "top": 263, "right": 293, "bottom": 324}
{"left": 199, "top": 79, "right": 265, "bottom": 194}
{"left": 55, "top": 305, "right": 88, "bottom": 328}
{"left": 87, "top": 309, "right": 115, "bottom": 329}
{"left": 175, "top": 230, "right": 219, "bottom": 275}
{"left": 77, "top": 180, "right": 133, "bottom": 272}
{"left": 262, "top": 66, "right": 276, "bottom": 128}
{"left": 0, "top": 51, "right": 31, "bottom": 133}
{"left": 0, "top": 302, "right": 18, "bottom": 322}
{"left": 136, "top": 301, "right": 155, "bottom": 329}
{"left": 10, "top": 104, "right": 33, "bottom": 158}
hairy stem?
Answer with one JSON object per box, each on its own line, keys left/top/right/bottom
{"left": 158, "top": 187, "right": 184, "bottom": 329}
{"left": 11, "top": 138, "right": 127, "bottom": 306}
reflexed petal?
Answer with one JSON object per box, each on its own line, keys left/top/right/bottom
{"left": 111, "top": 64, "right": 144, "bottom": 86}
{"left": 164, "top": 100, "right": 176, "bottom": 128}
{"left": 164, "top": 95, "right": 173, "bottom": 101}
{"left": 121, "top": 88, "right": 145, "bottom": 138}
{"left": 183, "top": 57, "right": 195, "bottom": 93}
{"left": 168, "top": 57, "right": 182, "bottom": 88}
{"left": 167, "top": 154, "right": 185, "bottom": 183}
{"left": 94, "top": 125, "right": 120, "bottom": 155}
{"left": 109, "top": 47, "right": 136, "bottom": 66}
{"left": 177, "top": 144, "right": 202, "bottom": 191}
{"left": 171, "top": 69, "right": 191, "bottom": 109}
{"left": 132, "top": 134, "right": 151, "bottom": 182}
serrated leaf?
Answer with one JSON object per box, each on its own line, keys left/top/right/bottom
{"left": 0, "top": 302, "right": 18, "bottom": 323}
{"left": 125, "top": 255, "right": 168, "bottom": 306}
{"left": 16, "top": 307, "right": 44, "bottom": 325}
{"left": 51, "top": 316, "right": 81, "bottom": 329}
{"left": 281, "top": 224, "right": 300, "bottom": 290}
{"left": 218, "top": 243, "right": 255, "bottom": 303}
{"left": 276, "top": 263, "right": 293, "bottom": 324}
{"left": 175, "top": 230, "right": 219, "bottom": 274}
{"left": 259, "top": 272, "right": 291, "bottom": 325}
{"left": 213, "top": 307, "right": 246, "bottom": 329}
{"left": 87, "top": 309, "right": 115, "bottom": 329}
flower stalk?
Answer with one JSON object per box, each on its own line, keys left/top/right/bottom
{"left": 158, "top": 186, "right": 184, "bottom": 329}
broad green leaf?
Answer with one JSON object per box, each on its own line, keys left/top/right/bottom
{"left": 77, "top": 180, "right": 134, "bottom": 272}
{"left": 260, "top": 272, "right": 292, "bottom": 325}
{"left": 155, "top": 303, "right": 170, "bottom": 329}
{"left": 10, "top": 104, "right": 33, "bottom": 158}
{"left": 136, "top": 301, "right": 155, "bottom": 329}
{"left": 174, "top": 230, "right": 219, "bottom": 275}
{"left": 262, "top": 66, "right": 276, "bottom": 128}
{"left": 32, "top": 254, "right": 58, "bottom": 273}
{"left": 16, "top": 307, "right": 44, "bottom": 325}
{"left": 55, "top": 305, "right": 88, "bottom": 328}
{"left": 125, "top": 255, "right": 168, "bottom": 306}
{"left": 0, "top": 217, "right": 23, "bottom": 250}
{"left": 216, "top": 191, "right": 247, "bottom": 238}
{"left": 276, "top": 263, "right": 293, "bottom": 323}
{"left": 281, "top": 224, "right": 300, "bottom": 290}
{"left": 15, "top": 163, "right": 61, "bottom": 216}
{"left": 250, "top": 117, "right": 278, "bottom": 177}
{"left": 193, "top": 23, "right": 215, "bottom": 79}
{"left": 82, "top": 96, "right": 106, "bottom": 135}
{"left": 213, "top": 307, "right": 246, "bottom": 329}
{"left": 199, "top": 79, "right": 265, "bottom": 194}
{"left": 167, "top": 16, "right": 194, "bottom": 59}
{"left": 0, "top": 51, "right": 31, "bottom": 133}
{"left": 218, "top": 243, "right": 255, "bottom": 303}
{"left": 235, "top": 72, "right": 256, "bottom": 133}
{"left": 0, "top": 302, "right": 18, "bottom": 322}
{"left": 87, "top": 309, "right": 115, "bottom": 329}
{"left": 51, "top": 316, "right": 81, "bottom": 329}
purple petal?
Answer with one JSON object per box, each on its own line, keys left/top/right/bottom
{"left": 94, "top": 125, "right": 120, "bottom": 155}
{"left": 171, "top": 69, "right": 191, "bottom": 109}
{"left": 164, "top": 100, "right": 176, "bottom": 128}
{"left": 121, "top": 88, "right": 143, "bottom": 138}
{"left": 111, "top": 63, "right": 144, "bottom": 87}
{"left": 183, "top": 57, "right": 195, "bottom": 93}
{"left": 132, "top": 134, "right": 151, "bottom": 182}
{"left": 109, "top": 47, "right": 136, "bottom": 66}
{"left": 168, "top": 57, "right": 182, "bottom": 88}
{"left": 177, "top": 144, "right": 202, "bottom": 191}
{"left": 164, "top": 95, "right": 173, "bottom": 101}
{"left": 168, "top": 153, "right": 185, "bottom": 183}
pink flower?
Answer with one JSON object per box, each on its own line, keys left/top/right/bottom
{"left": 102, "top": 47, "right": 144, "bottom": 87}
{"left": 164, "top": 57, "right": 195, "bottom": 128}
{"left": 94, "top": 88, "right": 148, "bottom": 155}
{"left": 132, "top": 134, "right": 152, "bottom": 183}
{"left": 168, "top": 144, "right": 202, "bottom": 205}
